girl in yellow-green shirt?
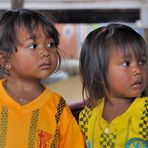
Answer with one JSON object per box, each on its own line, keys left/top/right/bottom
{"left": 79, "top": 23, "right": 148, "bottom": 148}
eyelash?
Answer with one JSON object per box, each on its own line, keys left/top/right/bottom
{"left": 28, "top": 42, "right": 56, "bottom": 49}
{"left": 139, "top": 59, "right": 147, "bottom": 65}
{"left": 122, "top": 61, "right": 130, "bottom": 67}
{"left": 122, "top": 59, "right": 147, "bottom": 67}
{"left": 28, "top": 44, "right": 37, "bottom": 49}
{"left": 47, "top": 42, "right": 56, "bottom": 48}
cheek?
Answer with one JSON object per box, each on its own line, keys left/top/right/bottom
{"left": 50, "top": 52, "right": 58, "bottom": 69}
{"left": 108, "top": 69, "right": 129, "bottom": 86}
{"left": 143, "top": 72, "right": 148, "bottom": 87}
{"left": 13, "top": 55, "right": 36, "bottom": 72}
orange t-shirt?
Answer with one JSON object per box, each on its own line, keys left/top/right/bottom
{"left": 0, "top": 80, "right": 85, "bottom": 148}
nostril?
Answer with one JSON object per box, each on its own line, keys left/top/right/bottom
{"left": 134, "top": 72, "right": 143, "bottom": 79}
{"left": 40, "top": 52, "right": 50, "bottom": 58}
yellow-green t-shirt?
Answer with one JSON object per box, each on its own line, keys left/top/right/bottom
{"left": 0, "top": 80, "right": 85, "bottom": 148}
{"left": 79, "top": 97, "right": 148, "bottom": 148}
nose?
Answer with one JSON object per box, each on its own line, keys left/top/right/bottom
{"left": 40, "top": 52, "right": 50, "bottom": 58}
{"left": 132, "top": 64, "right": 143, "bottom": 78}
{"left": 40, "top": 47, "right": 50, "bottom": 58}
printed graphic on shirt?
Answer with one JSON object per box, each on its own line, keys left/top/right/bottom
{"left": 79, "top": 107, "right": 92, "bottom": 140}
{"left": 125, "top": 137, "right": 148, "bottom": 148}
{"left": 50, "top": 128, "right": 58, "bottom": 148}
{"left": 28, "top": 109, "right": 39, "bottom": 148}
{"left": 0, "top": 106, "right": 8, "bottom": 148}
{"left": 37, "top": 130, "right": 52, "bottom": 148}
{"left": 50, "top": 97, "right": 66, "bottom": 148}
{"left": 55, "top": 97, "right": 65, "bottom": 123}
{"left": 100, "top": 132, "right": 117, "bottom": 148}
{"left": 138, "top": 100, "right": 148, "bottom": 139}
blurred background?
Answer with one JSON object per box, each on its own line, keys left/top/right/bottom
{"left": 0, "top": 1, "right": 148, "bottom": 118}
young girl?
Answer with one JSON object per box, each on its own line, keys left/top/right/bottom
{"left": 79, "top": 23, "right": 148, "bottom": 148}
{"left": 0, "top": 9, "right": 85, "bottom": 148}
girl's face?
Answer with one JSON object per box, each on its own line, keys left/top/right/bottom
{"left": 107, "top": 48, "right": 147, "bottom": 99}
{"left": 7, "top": 25, "right": 58, "bottom": 80}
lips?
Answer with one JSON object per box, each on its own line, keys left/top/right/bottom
{"left": 131, "top": 79, "right": 143, "bottom": 89}
{"left": 39, "top": 62, "right": 51, "bottom": 70}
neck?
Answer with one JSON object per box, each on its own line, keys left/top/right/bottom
{"left": 3, "top": 79, "right": 45, "bottom": 105}
{"left": 104, "top": 94, "right": 135, "bottom": 106}
{"left": 102, "top": 97, "right": 135, "bottom": 123}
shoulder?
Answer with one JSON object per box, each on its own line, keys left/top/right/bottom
{"left": 79, "top": 106, "right": 99, "bottom": 141}
{"left": 133, "top": 97, "right": 148, "bottom": 139}
{"left": 129, "top": 97, "right": 148, "bottom": 126}
{"left": 79, "top": 99, "right": 103, "bottom": 121}
{"left": 79, "top": 107, "right": 92, "bottom": 134}
{"left": 0, "top": 79, "right": 5, "bottom": 90}
{"left": 45, "top": 88, "right": 73, "bottom": 121}
{"left": 134, "top": 97, "right": 148, "bottom": 109}
{"left": 79, "top": 105, "right": 99, "bottom": 129}
{"left": 40, "top": 88, "right": 68, "bottom": 118}
{"left": 136, "top": 97, "right": 148, "bottom": 117}
{"left": 141, "top": 97, "right": 148, "bottom": 108}
{"left": 136, "top": 97, "right": 148, "bottom": 101}
{"left": 44, "top": 88, "right": 74, "bottom": 126}
{"left": 0, "top": 79, "right": 4, "bottom": 93}
{"left": 44, "top": 88, "right": 65, "bottom": 107}
{"left": 79, "top": 107, "right": 92, "bottom": 121}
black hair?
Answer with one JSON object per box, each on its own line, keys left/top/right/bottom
{"left": 79, "top": 23, "right": 148, "bottom": 107}
{"left": 0, "top": 8, "right": 61, "bottom": 70}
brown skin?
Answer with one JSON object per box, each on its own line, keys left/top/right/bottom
{"left": 0, "top": 25, "right": 58, "bottom": 105}
{"left": 102, "top": 48, "right": 148, "bottom": 123}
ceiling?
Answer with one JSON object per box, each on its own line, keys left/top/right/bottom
{"left": 0, "top": 0, "right": 147, "bottom": 10}
{"left": 0, "top": 0, "right": 147, "bottom": 27}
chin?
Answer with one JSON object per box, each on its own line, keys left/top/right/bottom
{"left": 40, "top": 72, "right": 53, "bottom": 78}
{"left": 130, "top": 93, "right": 142, "bottom": 98}
{"left": 41, "top": 75, "right": 50, "bottom": 79}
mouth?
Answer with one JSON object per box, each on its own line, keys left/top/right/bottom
{"left": 131, "top": 79, "right": 143, "bottom": 89}
{"left": 39, "top": 62, "right": 51, "bottom": 70}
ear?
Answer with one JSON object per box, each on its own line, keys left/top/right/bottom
{"left": 0, "top": 50, "right": 6, "bottom": 66}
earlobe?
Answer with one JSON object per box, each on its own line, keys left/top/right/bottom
{"left": 0, "top": 51, "right": 11, "bottom": 69}
{"left": 0, "top": 51, "right": 11, "bottom": 74}
{"left": 5, "top": 63, "right": 11, "bottom": 70}
{"left": 0, "top": 50, "right": 6, "bottom": 66}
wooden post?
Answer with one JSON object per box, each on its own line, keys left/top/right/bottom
{"left": 144, "top": 28, "right": 148, "bottom": 44}
{"left": 140, "top": 4, "right": 148, "bottom": 95}
{"left": 143, "top": 29, "right": 148, "bottom": 96}
{"left": 11, "top": 0, "right": 24, "bottom": 10}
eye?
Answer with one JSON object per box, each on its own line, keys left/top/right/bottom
{"left": 28, "top": 44, "right": 37, "bottom": 49}
{"left": 122, "top": 61, "right": 130, "bottom": 67}
{"left": 47, "top": 42, "right": 56, "bottom": 48}
{"left": 139, "top": 59, "right": 147, "bottom": 65}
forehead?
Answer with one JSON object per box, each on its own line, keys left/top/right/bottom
{"left": 16, "top": 25, "right": 46, "bottom": 42}
{"left": 109, "top": 46, "right": 146, "bottom": 60}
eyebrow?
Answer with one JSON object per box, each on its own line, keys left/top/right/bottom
{"left": 17, "top": 36, "right": 34, "bottom": 46}
{"left": 122, "top": 50, "right": 147, "bottom": 57}
{"left": 28, "top": 33, "right": 51, "bottom": 40}
{"left": 28, "top": 34, "right": 36, "bottom": 40}
{"left": 141, "top": 54, "right": 147, "bottom": 60}
{"left": 122, "top": 54, "right": 131, "bottom": 59}
{"left": 142, "top": 53, "right": 147, "bottom": 57}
